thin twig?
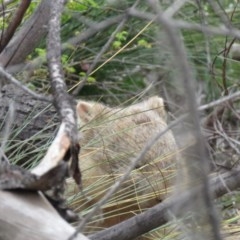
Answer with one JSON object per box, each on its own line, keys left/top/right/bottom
{"left": 64, "top": 15, "right": 125, "bottom": 49}
{"left": 72, "top": 0, "right": 143, "bottom": 95}
{"left": 72, "top": 18, "right": 128, "bottom": 95}
{"left": 207, "top": 0, "right": 233, "bottom": 28}
{"left": 199, "top": 90, "right": 240, "bottom": 111}
{"left": 195, "top": 0, "right": 212, "bottom": 70}
{"left": 128, "top": 8, "right": 240, "bottom": 39}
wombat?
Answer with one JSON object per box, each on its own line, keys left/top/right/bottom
{"left": 67, "top": 96, "right": 178, "bottom": 237}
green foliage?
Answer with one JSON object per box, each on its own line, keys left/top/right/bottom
{"left": 35, "top": 48, "right": 46, "bottom": 58}
{"left": 79, "top": 72, "right": 96, "bottom": 83}
{"left": 68, "top": 0, "right": 100, "bottom": 10}
{"left": 21, "top": 0, "right": 239, "bottom": 105}
{"left": 112, "top": 31, "right": 128, "bottom": 49}
{"left": 137, "top": 39, "right": 152, "bottom": 48}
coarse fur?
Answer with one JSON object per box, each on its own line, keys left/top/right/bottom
{"left": 67, "top": 96, "right": 178, "bottom": 238}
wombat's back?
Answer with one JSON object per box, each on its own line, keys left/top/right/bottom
{"left": 68, "top": 97, "right": 178, "bottom": 235}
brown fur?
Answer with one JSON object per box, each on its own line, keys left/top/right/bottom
{"left": 67, "top": 96, "right": 178, "bottom": 237}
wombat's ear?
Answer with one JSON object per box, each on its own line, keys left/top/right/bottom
{"left": 76, "top": 101, "right": 106, "bottom": 123}
{"left": 77, "top": 101, "right": 92, "bottom": 122}
{"left": 146, "top": 96, "right": 167, "bottom": 119}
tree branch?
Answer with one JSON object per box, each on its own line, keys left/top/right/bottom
{"left": 128, "top": 8, "right": 240, "bottom": 39}
{"left": 31, "top": 0, "right": 80, "bottom": 186}
{"left": 0, "top": 0, "right": 51, "bottom": 67}
{"left": 64, "top": 14, "right": 125, "bottom": 48}
{"left": 0, "top": 0, "right": 31, "bottom": 52}
{"left": 147, "top": 1, "right": 221, "bottom": 239}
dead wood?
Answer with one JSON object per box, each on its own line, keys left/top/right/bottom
{"left": 0, "top": 190, "right": 88, "bottom": 240}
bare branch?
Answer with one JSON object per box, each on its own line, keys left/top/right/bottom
{"left": 207, "top": 0, "right": 232, "bottom": 28}
{"left": 5, "top": 14, "right": 127, "bottom": 75}
{"left": 0, "top": 0, "right": 31, "bottom": 52}
{"left": 72, "top": 18, "right": 128, "bottom": 95}
{"left": 72, "top": 1, "right": 138, "bottom": 95}
{"left": 64, "top": 14, "right": 125, "bottom": 48}
{"left": 32, "top": 0, "right": 80, "bottom": 187}
{"left": 199, "top": 90, "right": 240, "bottom": 111}
{"left": 147, "top": 0, "right": 222, "bottom": 239}
{"left": 128, "top": 8, "right": 240, "bottom": 39}
{"left": 0, "top": 0, "right": 51, "bottom": 67}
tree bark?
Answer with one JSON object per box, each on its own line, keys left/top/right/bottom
{"left": 0, "top": 84, "right": 58, "bottom": 140}
{"left": 0, "top": 0, "right": 51, "bottom": 67}
{"left": 0, "top": 0, "right": 31, "bottom": 52}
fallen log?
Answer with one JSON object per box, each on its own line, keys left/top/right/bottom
{"left": 0, "top": 190, "right": 88, "bottom": 240}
